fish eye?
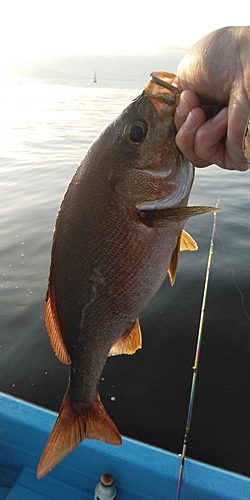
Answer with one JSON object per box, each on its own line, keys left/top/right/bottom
{"left": 123, "top": 120, "right": 147, "bottom": 146}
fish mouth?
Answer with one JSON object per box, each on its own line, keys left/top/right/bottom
{"left": 144, "top": 71, "right": 180, "bottom": 118}
{"left": 134, "top": 72, "right": 193, "bottom": 210}
{"left": 149, "top": 72, "right": 179, "bottom": 94}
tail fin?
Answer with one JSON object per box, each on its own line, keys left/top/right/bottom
{"left": 36, "top": 391, "right": 122, "bottom": 479}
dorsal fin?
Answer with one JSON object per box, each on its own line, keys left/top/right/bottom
{"left": 109, "top": 320, "right": 142, "bottom": 356}
{"left": 45, "top": 281, "right": 71, "bottom": 365}
{"left": 180, "top": 229, "right": 198, "bottom": 251}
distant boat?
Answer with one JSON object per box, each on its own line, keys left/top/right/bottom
{"left": 93, "top": 71, "right": 97, "bottom": 83}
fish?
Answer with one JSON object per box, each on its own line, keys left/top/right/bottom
{"left": 36, "top": 71, "right": 216, "bottom": 479}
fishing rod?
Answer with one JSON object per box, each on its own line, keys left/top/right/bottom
{"left": 175, "top": 197, "right": 220, "bottom": 500}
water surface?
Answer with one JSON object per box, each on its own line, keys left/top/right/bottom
{"left": 0, "top": 77, "right": 249, "bottom": 476}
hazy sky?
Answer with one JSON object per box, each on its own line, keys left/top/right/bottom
{"left": 1, "top": 0, "right": 248, "bottom": 70}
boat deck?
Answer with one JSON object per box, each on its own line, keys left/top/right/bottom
{"left": 1, "top": 393, "right": 249, "bottom": 499}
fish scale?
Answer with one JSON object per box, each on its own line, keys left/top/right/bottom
{"left": 37, "top": 71, "right": 216, "bottom": 479}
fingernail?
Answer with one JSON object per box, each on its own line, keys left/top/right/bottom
{"left": 177, "top": 95, "right": 190, "bottom": 117}
{"left": 183, "top": 110, "right": 198, "bottom": 132}
{"left": 211, "top": 107, "right": 227, "bottom": 123}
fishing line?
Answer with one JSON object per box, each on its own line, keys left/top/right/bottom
{"left": 218, "top": 236, "right": 250, "bottom": 323}
{"left": 175, "top": 197, "right": 220, "bottom": 500}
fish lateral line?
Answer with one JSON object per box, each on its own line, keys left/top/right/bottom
{"left": 38, "top": 70, "right": 219, "bottom": 479}
{"left": 139, "top": 205, "right": 220, "bottom": 227}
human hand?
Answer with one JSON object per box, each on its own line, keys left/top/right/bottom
{"left": 174, "top": 26, "right": 250, "bottom": 171}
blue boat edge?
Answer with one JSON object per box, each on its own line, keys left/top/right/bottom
{"left": 1, "top": 392, "right": 249, "bottom": 500}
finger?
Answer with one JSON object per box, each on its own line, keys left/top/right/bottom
{"left": 176, "top": 106, "right": 249, "bottom": 170}
{"left": 194, "top": 108, "right": 248, "bottom": 170}
{"left": 193, "top": 107, "right": 228, "bottom": 167}
{"left": 175, "top": 90, "right": 200, "bottom": 131}
{"left": 175, "top": 107, "right": 210, "bottom": 167}
{"left": 226, "top": 97, "right": 250, "bottom": 171}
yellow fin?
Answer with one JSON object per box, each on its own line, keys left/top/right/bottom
{"left": 45, "top": 281, "right": 71, "bottom": 365}
{"left": 167, "top": 236, "right": 180, "bottom": 286}
{"left": 109, "top": 320, "right": 142, "bottom": 356}
{"left": 180, "top": 229, "right": 198, "bottom": 251}
{"left": 36, "top": 391, "right": 121, "bottom": 479}
{"left": 168, "top": 230, "right": 198, "bottom": 285}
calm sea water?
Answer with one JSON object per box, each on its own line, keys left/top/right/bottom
{"left": 1, "top": 76, "right": 249, "bottom": 477}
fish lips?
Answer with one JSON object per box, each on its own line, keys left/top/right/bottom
{"left": 144, "top": 71, "right": 179, "bottom": 119}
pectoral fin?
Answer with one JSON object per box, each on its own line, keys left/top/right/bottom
{"left": 140, "top": 205, "right": 218, "bottom": 227}
{"left": 109, "top": 320, "right": 142, "bottom": 356}
{"left": 45, "top": 280, "right": 71, "bottom": 365}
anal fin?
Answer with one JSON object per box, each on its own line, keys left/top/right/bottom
{"left": 45, "top": 281, "right": 71, "bottom": 365}
{"left": 109, "top": 320, "right": 142, "bottom": 356}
